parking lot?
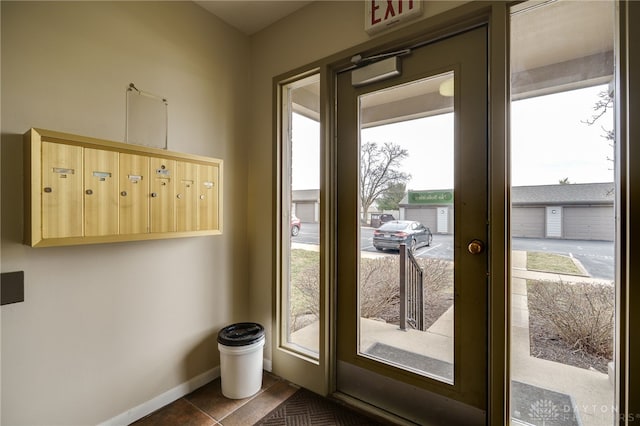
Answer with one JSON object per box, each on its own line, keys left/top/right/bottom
{"left": 292, "top": 223, "right": 614, "bottom": 280}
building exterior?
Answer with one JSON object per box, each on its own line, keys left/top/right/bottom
{"left": 511, "top": 182, "right": 614, "bottom": 241}
{"left": 400, "top": 183, "right": 614, "bottom": 241}
{"left": 400, "top": 189, "right": 455, "bottom": 234}
{"left": 292, "top": 189, "right": 319, "bottom": 223}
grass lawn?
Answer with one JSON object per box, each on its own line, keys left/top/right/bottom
{"left": 526, "top": 251, "right": 583, "bottom": 275}
{"left": 290, "top": 248, "right": 319, "bottom": 278}
{"left": 289, "top": 249, "right": 320, "bottom": 328}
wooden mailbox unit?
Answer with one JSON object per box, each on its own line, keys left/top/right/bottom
{"left": 24, "top": 128, "right": 222, "bottom": 247}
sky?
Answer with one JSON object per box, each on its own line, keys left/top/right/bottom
{"left": 511, "top": 84, "right": 614, "bottom": 187}
{"left": 291, "top": 114, "right": 321, "bottom": 190}
{"left": 361, "top": 113, "right": 453, "bottom": 190}
{"left": 291, "top": 84, "right": 614, "bottom": 191}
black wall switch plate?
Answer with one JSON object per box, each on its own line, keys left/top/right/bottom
{"left": 1, "top": 271, "right": 25, "bottom": 305}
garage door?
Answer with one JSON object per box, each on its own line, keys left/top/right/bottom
{"left": 405, "top": 207, "right": 437, "bottom": 233}
{"left": 512, "top": 207, "right": 544, "bottom": 238}
{"left": 295, "top": 203, "right": 316, "bottom": 223}
{"left": 564, "top": 206, "right": 614, "bottom": 241}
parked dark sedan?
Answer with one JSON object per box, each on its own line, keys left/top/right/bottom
{"left": 373, "top": 220, "right": 433, "bottom": 252}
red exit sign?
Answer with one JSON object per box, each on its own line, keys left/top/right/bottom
{"left": 365, "top": 0, "right": 423, "bottom": 34}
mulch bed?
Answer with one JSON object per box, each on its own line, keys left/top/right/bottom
{"left": 528, "top": 308, "right": 611, "bottom": 373}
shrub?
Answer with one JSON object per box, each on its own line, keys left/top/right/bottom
{"left": 289, "top": 250, "right": 320, "bottom": 332}
{"left": 359, "top": 256, "right": 453, "bottom": 327}
{"left": 527, "top": 280, "right": 614, "bottom": 359}
{"left": 418, "top": 257, "right": 454, "bottom": 326}
{"left": 288, "top": 250, "right": 454, "bottom": 332}
{"left": 360, "top": 256, "right": 401, "bottom": 322}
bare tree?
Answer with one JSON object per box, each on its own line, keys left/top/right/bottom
{"left": 582, "top": 88, "right": 615, "bottom": 198}
{"left": 583, "top": 89, "right": 615, "bottom": 166}
{"left": 360, "top": 142, "right": 410, "bottom": 223}
{"left": 583, "top": 89, "right": 613, "bottom": 126}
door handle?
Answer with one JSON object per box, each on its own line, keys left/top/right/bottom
{"left": 467, "top": 239, "right": 484, "bottom": 255}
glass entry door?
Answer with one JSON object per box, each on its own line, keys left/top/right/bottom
{"left": 335, "top": 27, "right": 489, "bottom": 424}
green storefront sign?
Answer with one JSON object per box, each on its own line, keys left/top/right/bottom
{"left": 408, "top": 190, "right": 453, "bottom": 204}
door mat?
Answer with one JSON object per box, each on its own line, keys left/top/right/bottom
{"left": 365, "top": 342, "right": 453, "bottom": 381}
{"left": 365, "top": 343, "right": 581, "bottom": 426}
{"left": 253, "top": 388, "right": 387, "bottom": 426}
{"left": 511, "top": 380, "right": 582, "bottom": 426}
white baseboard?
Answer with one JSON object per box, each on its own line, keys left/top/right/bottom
{"left": 98, "top": 366, "right": 220, "bottom": 426}
{"left": 99, "top": 357, "right": 271, "bottom": 426}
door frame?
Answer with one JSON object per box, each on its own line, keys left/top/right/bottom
{"left": 323, "top": 6, "right": 510, "bottom": 424}
{"left": 272, "top": 2, "right": 508, "bottom": 421}
{"left": 335, "top": 25, "right": 489, "bottom": 416}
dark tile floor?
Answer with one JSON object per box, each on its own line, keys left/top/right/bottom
{"left": 131, "top": 373, "right": 298, "bottom": 426}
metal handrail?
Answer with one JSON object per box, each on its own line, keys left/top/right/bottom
{"left": 399, "top": 243, "right": 425, "bottom": 331}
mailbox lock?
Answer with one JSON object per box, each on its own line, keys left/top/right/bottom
{"left": 151, "top": 192, "right": 158, "bottom": 198}
{"left": 43, "top": 187, "right": 53, "bottom": 193}
{"left": 177, "top": 193, "right": 183, "bottom": 199}
{"left": 200, "top": 195, "right": 205, "bottom": 200}
{"left": 120, "top": 191, "right": 128, "bottom": 197}
{"left": 85, "top": 189, "right": 93, "bottom": 195}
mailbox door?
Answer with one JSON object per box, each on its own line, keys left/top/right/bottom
{"left": 197, "top": 164, "right": 219, "bottom": 231}
{"left": 119, "top": 153, "right": 149, "bottom": 235}
{"left": 176, "top": 161, "right": 198, "bottom": 232}
{"left": 41, "top": 142, "right": 83, "bottom": 238}
{"left": 149, "top": 157, "right": 176, "bottom": 233}
{"left": 84, "top": 148, "right": 119, "bottom": 236}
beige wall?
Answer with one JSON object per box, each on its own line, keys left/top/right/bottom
{"left": 1, "top": 2, "right": 250, "bottom": 424}
{"left": 246, "top": 0, "right": 365, "bottom": 367}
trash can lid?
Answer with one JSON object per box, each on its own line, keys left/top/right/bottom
{"left": 217, "top": 322, "right": 265, "bottom": 346}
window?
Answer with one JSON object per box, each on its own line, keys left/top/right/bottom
{"left": 279, "top": 73, "right": 321, "bottom": 357}
{"left": 509, "top": 2, "right": 616, "bottom": 424}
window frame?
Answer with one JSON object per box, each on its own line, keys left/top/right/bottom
{"left": 272, "top": 67, "right": 332, "bottom": 395}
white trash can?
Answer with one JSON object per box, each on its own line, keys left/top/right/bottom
{"left": 217, "top": 322, "right": 265, "bottom": 399}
